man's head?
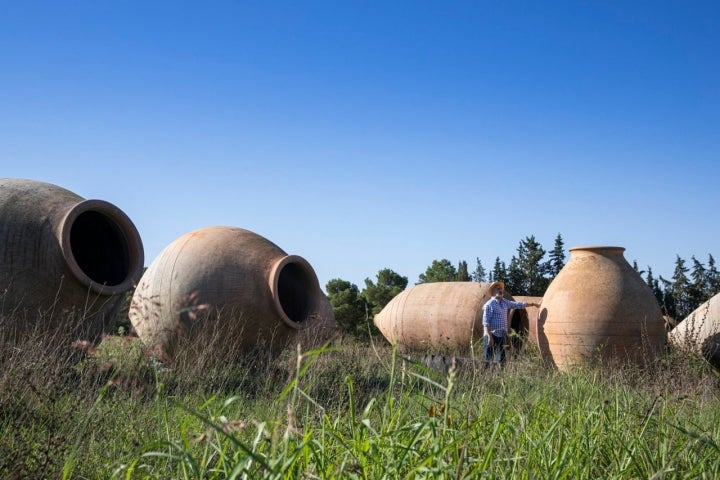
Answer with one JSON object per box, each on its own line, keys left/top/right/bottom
{"left": 489, "top": 281, "right": 505, "bottom": 299}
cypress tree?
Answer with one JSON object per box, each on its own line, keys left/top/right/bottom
{"left": 490, "top": 257, "right": 507, "bottom": 283}
{"left": 456, "top": 260, "right": 471, "bottom": 281}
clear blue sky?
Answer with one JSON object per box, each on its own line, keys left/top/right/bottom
{"left": 2, "top": 1, "right": 718, "bottom": 290}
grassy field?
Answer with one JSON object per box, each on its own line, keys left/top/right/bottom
{"left": 1, "top": 316, "right": 719, "bottom": 479}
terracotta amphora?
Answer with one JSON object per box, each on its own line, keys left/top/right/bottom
{"left": 0, "top": 178, "right": 144, "bottom": 338}
{"left": 669, "top": 292, "right": 720, "bottom": 369}
{"left": 373, "top": 281, "right": 526, "bottom": 355}
{"left": 538, "top": 246, "right": 666, "bottom": 370}
{"left": 129, "top": 226, "right": 335, "bottom": 363}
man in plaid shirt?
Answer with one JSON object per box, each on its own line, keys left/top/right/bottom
{"left": 482, "top": 281, "right": 540, "bottom": 366}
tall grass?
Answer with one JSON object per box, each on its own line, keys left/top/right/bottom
{"left": 1, "top": 310, "right": 719, "bottom": 479}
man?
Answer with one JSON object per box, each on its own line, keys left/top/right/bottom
{"left": 482, "top": 281, "right": 540, "bottom": 366}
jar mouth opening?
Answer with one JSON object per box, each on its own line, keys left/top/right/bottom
{"left": 60, "top": 199, "right": 144, "bottom": 295}
{"left": 269, "top": 255, "right": 323, "bottom": 330}
{"left": 569, "top": 246, "right": 625, "bottom": 254}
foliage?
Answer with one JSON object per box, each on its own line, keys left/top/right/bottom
{"left": 362, "top": 268, "right": 408, "bottom": 317}
{"left": 657, "top": 254, "right": 720, "bottom": 322}
{"left": 661, "top": 256, "right": 694, "bottom": 321}
{"left": 417, "top": 259, "right": 457, "bottom": 284}
{"left": 487, "top": 235, "right": 556, "bottom": 296}
{"left": 456, "top": 260, "right": 471, "bottom": 281}
{"left": 645, "top": 266, "right": 665, "bottom": 308}
{"left": 510, "top": 235, "right": 551, "bottom": 296}
{"left": 471, "top": 257, "right": 487, "bottom": 283}
{"left": 707, "top": 254, "right": 720, "bottom": 295}
{"left": 490, "top": 256, "right": 507, "bottom": 283}
{"left": 548, "top": 233, "right": 566, "bottom": 277}
{"left": 325, "top": 278, "right": 368, "bottom": 337}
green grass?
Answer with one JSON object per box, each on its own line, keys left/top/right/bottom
{"left": 1, "top": 316, "right": 719, "bottom": 479}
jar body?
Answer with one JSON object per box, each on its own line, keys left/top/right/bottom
{"left": 129, "top": 226, "right": 334, "bottom": 362}
{"left": 539, "top": 246, "right": 666, "bottom": 370}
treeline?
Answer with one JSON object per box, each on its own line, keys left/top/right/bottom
{"left": 325, "top": 233, "right": 719, "bottom": 337}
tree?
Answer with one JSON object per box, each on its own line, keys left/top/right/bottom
{"left": 506, "top": 256, "right": 524, "bottom": 294}
{"left": 471, "top": 257, "right": 486, "bottom": 283}
{"left": 659, "top": 275, "right": 675, "bottom": 319}
{"left": 690, "top": 256, "right": 708, "bottom": 308}
{"left": 632, "top": 260, "right": 645, "bottom": 275}
{"left": 645, "top": 267, "right": 664, "bottom": 309}
{"left": 325, "top": 279, "right": 367, "bottom": 337}
{"left": 707, "top": 254, "right": 720, "bottom": 297}
{"left": 490, "top": 257, "right": 506, "bottom": 283}
{"left": 363, "top": 268, "right": 408, "bottom": 317}
{"left": 514, "top": 235, "right": 550, "bottom": 296}
{"left": 456, "top": 260, "right": 471, "bottom": 281}
{"left": 548, "top": 233, "right": 565, "bottom": 279}
{"left": 417, "top": 259, "right": 457, "bottom": 284}
{"left": 668, "top": 255, "right": 693, "bottom": 320}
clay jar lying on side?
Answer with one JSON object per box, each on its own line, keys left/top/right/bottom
{"left": 129, "top": 226, "right": 335, "bottom": 363}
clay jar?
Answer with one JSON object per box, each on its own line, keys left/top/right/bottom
{"left": 0, "top": 178, "right": 144, "bottom": 337}
{"left": 513, "top": 295, "right": 543, "bottom": 345}
{"left": 374, "top": 281, "right": 526, "bottom": 354}
{"left": 538, "top": 246, "right": 666, "bottom": 370}
{"left": 129, "top": 226, "right": 335, "bottom": 362}
{"left": 668, "top": 292, "right": 720, "bottom": 369}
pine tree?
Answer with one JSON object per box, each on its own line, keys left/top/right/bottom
{"left": 472, "top": 257, "right": 486, "bottom": 283}
{"left": 548, "top": 233, "right": 565, "bottom": 279}
{"left": 690, "top": 255, "right": 708, "bottom": 309}
{"left": 506, "top": 256, "right": 524, "bottom": 294}
{"left": 645, "top": 267, "right": 664, "bottom": 310}
{"left": 706, "top": 254, "right": 720, "bottom": 297}
{"left": 670, "top": 255, "right": 693, "bottom": 320}
{"left": 490, "top": 257, "right": 507, "bottom": 283}
{"left": 515, "top": 235, "right": 550, "bottom": 296}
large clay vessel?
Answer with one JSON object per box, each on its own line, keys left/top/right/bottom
{"left": 668, "top": 293, "right": 720, "bottom": 368}
{"left": 373, "top": 282, "right": 525, "bottom": 354}
{"left": 129, "top": 226, "right": 335, "bottom": 362}
{"left": 513, "top": 295, "right": 543, "bottom": 345}
{"left": 538, "top": 246, "right": 666, "bottom": 370}
{"left": 0, "top": 178, "right": 144, "bottom": 337}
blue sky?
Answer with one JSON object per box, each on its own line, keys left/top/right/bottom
{"left": 2, "top": 1, "right": 719, "bottom": 290}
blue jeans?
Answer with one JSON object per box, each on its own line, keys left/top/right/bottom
{"left": 484, "top": 334, "right": 506, "bottom": 364}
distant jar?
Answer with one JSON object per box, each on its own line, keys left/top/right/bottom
{"left": 668, "top": 292, "right": 720, "bottom": 369}
{"left": 538, "top": 246, "right": 666, "bottom": 370}
{"left": 374, "top": 282, "right": 527, "bottom": 355}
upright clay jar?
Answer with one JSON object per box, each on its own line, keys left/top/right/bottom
{"left": 538, "top": 246, "right": 666, "bottom": 370}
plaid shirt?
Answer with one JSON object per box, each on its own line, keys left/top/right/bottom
{"left": 482, "top": 298, "right": 526, "bottom": 337}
